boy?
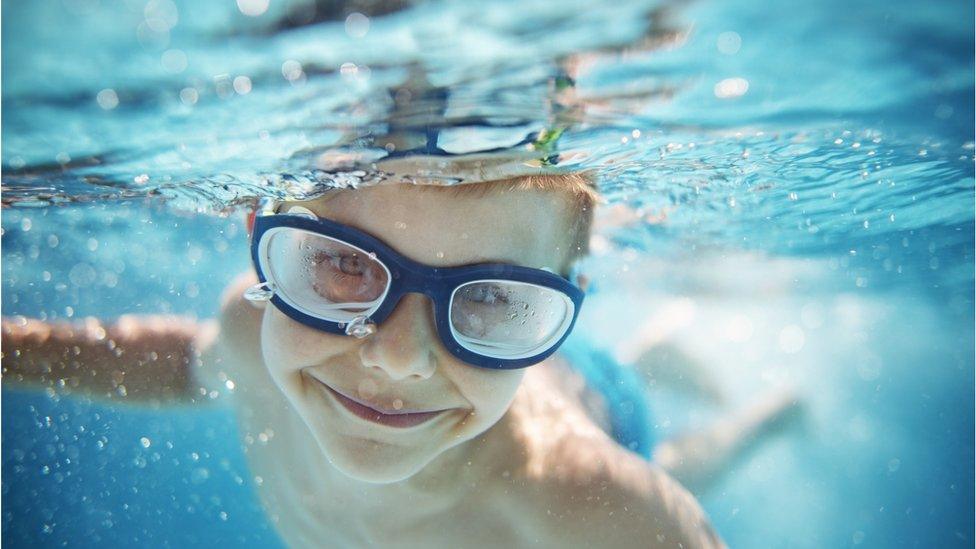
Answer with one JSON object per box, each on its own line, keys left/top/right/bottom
{"left": 4, "top": 175, "right": 726, "bottom": 547}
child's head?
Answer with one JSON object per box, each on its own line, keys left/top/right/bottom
{"left": 253, "top": 174, "right": 597, "bottom": 483}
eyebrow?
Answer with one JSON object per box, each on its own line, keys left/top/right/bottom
{"left": 268, "top": 204, "right": 560, "bottom": 274}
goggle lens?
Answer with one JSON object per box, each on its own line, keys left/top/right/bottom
{"left": 450, "top": 281, "right": 573, "bottom": 359}
{"left": 264, "top": 228, "right": 390, "bottom": 322}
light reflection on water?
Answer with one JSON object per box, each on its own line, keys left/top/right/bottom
{"left": 2, "top": 0, "right": 973, "bottom": 547}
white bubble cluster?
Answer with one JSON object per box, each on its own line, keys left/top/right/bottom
{"left": 714, "top": 77, "right": 749, "bottom": 99}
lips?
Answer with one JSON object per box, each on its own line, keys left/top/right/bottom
{"left": 306, "top": 374, "right": 447, "bottom": 428}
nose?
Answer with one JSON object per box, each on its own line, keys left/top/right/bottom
{"left": 359, "top": 293, "right": 438, "bottom": 381}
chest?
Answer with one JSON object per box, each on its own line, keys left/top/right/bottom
{"left": 248, "top": 446, "right": 535, "bottom": 548}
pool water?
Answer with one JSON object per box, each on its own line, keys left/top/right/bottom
{"left": 2, "top": 0, "right": 973, "bottom": 547}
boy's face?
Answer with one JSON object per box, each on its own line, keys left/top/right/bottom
{"left": 259, "top": 184, "right": 579, "bottom": 483}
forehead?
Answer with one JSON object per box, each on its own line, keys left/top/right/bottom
{"left": 296, "top": 184, "right": 575, "bottom": 270}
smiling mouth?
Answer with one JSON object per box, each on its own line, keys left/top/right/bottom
{"left": 306, "top": 375, "right": 448, "bottom": 429}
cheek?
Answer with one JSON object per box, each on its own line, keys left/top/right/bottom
{"left": 261, "top": 306, "right": 350, "bottom": 371}
{"left": 452, "top": 367, "right": 525, "bottom": 419}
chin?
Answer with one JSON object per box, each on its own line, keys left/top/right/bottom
{"left": 318, "top": 433, "right": 442, "bottom": 484}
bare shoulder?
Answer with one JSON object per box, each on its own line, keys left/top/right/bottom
{"left": 217, "top": 272, "right": 263, "bottom": 344}
{"left": 540, "top": 439, "right": 725, "bottom": 548}
{"left": 498, "top": 365, "right": 725, "bottom": 549}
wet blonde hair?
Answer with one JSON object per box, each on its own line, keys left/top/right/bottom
{"left": 280, "top": 172, "right": 599, "bottom": 271}
{"left": 434, "top": 172, "right": 599, "bottom": 263}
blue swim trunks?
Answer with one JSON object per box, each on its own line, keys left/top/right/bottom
{"left": 557, "top": 337, "right": 654, "bottom": 459}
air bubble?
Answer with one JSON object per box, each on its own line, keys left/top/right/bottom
{"left": 237, "top": 0, "right": 269, "bottom": 16}
{"left": 161, "top": 49, "right": 187, "bottom": 73}
{"left": 714, "top": 77, "right": 749, "bottom": 99}
{"left": 717, "top": 31, "right": 742, "bottom": 55}
{"left": 345, "top": 12, "right": 370, "bottom": 38}
{"left": 358, "top": 378, "right": 379, "bottom": 400}
{"left": 96, "top": 89, "right": 119, "bottom": 110}
{"left": 233, "top": 76, "right": 252, "bottom": 95}
{"left": 282, "top": 60, "right": 303, "bottom": 81}
{"left": 179, "top": 87, "right": 199, "bottom": 106}
{"left": 191, "top": 467, "right": 210, "bottom": 484}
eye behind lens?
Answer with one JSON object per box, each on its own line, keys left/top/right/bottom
{"left": 449, "top": 280, "right": 574, "bottom": 360}
{"left": 263, "top": 227, "right": 392, "bottom": 322}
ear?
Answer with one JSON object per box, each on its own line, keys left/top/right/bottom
{"left": 576, "top": 273, "right": 590, "bottom": 292}
{"left": 221, "top": 274, "right": 267, "bottom": 313}
{"left": 245, "top": 207, "right": 257, "bottom": 237}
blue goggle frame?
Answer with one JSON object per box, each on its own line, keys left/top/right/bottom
{"left": 250, "top": 211, "right": 585, "bottom": 370}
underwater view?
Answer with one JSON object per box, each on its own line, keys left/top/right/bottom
{"left": 2, "top": 0, "right": 973, "bottom": 547}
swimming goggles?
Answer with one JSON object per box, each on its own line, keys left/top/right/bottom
{"left": 244, "top": 202, "right": 585, "bottom": 370}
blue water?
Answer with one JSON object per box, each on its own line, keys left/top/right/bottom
{"left": 3, "top": 0, "right": 973, "bottom": 547}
